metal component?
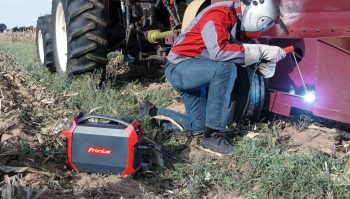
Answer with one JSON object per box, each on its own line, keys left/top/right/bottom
{"left": 147, "top": 25, "right": 181, "bottom": 44}
{"left": 55, "top": 1, "right": 68, "bottom": 72}
{"left": 163, "top": 0, "right": 180, "bottom": 25}
{"left": 125, "top": 0, "right": 130, "bottom": 31}
{"left": 121, "top": 0, "right": 126, "bottom": 13}
{"left": 155, "top": 0, "right": 162, "bottom": 8}
{"left": 125, "top": 24, "right": 135, "bottom": 47}
{"left": 173, "top": 0, "right": 181, "bottom": 24}
{"left": 37, "top": 29, "right": 45, "bottom": 64}
{"left": 263, "top": 0, "right": 350, "bottom": 38}
{"left": 264, "top": 37, "right": 350, "bottom": 124}
{"left": 228, "top": 67, "right": 265, "bottom": 124}
{"left": 319, "top": 37, "right": 350, "bottom": 55}
{"left": 147, "top": 30, "right": 173, "bottom": 43}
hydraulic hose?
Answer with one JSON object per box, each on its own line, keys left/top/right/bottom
{"left": 173, "top": 0, "right": 181, "bottom": 23}
{"left": 163, "top": 0, "right": 181, "bottom": 25}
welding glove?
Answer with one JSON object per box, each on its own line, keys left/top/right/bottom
{"left": 258, "top": 62, "right": 276, "bottom": 79}
{"left": 243, "top": 44, "right": 286, "bottom": 66}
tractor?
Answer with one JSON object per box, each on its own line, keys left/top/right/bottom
{"left": 36, "top": 0, "right": 350, "bottom": 130}
{"left": 36, "top": 0, "right": 190, "bottom": 74}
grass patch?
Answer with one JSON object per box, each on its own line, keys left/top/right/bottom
{"left": 1, "top": 40, "right": 350, "bottom": 198}
{"left": 0, "top": 40, "right": 174, "bottom": 119}
{"left": 168, "top": 130, "right": 350, "bottom": 198}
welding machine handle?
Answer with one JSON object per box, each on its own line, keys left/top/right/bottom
{"left": 283, "top": 46, "right": 294, "bottom": 54}
{"left": 76, "top": 114, "right": 130, "bottom": 126}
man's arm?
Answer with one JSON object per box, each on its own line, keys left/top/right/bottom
{"left": 201, "top": 11, "right": 286, "bottom": 66}
{"left": 200, "top": 11, "right": 245, "bottom": 64}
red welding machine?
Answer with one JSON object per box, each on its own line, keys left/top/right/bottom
{"left": 63, "top": 114, "right": 145, "bottom": 176}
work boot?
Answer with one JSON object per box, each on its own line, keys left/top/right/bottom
{"left": 201, "top": 133, "right": 234, "bottom": 154}
{"left": 139, "top": 100, "right": 158, "bottom": 118}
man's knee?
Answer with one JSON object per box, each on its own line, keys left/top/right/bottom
{"left": 165, "top": 63, "right": 184, "bottom": 90}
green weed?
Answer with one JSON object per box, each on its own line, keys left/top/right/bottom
{"left": 168, "top": 130, "right": 350, "bottom": 198}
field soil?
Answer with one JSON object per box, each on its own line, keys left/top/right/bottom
{"left": 1, "top": 48, "right": 349, "bottom": 198}
{"left": 0, "top": 51, "right": 158, "bottom": 198}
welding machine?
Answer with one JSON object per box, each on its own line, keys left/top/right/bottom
{"left": 63, "top": 114, "right": 145, "bottom": 176}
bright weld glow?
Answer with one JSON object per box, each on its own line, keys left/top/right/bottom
{"left": 303, "top": 92, "right": 316, "bottom": 103}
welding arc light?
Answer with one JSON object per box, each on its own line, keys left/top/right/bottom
{"left": 303, "top": 92, "right": 316, "bottom": 103}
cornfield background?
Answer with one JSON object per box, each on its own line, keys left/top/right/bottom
{"left": 0, "top": 29, "right": 36, "bottom": 43}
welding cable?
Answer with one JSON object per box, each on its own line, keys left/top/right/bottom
{"left": 138, "top": 144, "right": 177, "bottom": 161}
{"left": 138, "top": 142, "right": 176, "bottom": 170}
{"left": 139, "top": 138, "right": 178, "bottom": 161}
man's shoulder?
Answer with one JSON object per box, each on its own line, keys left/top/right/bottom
{"left": 201, "top": 1, "right": 236, "bottom": 15}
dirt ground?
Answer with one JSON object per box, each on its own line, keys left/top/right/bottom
{"left": 280, "top": 125, "right": 338, "bottom": 155}
{"left": 1, "top": 49, "right": 349, "bottom": 198}
{"left": 0, "top": 51, "right": 160, "bottom": 198}
{"left": 275, "top": 119, "right": 350, "bottom": 158}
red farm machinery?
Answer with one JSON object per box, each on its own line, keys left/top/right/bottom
{"left": 36, "top": 0, "right": 350, "bottom": 129}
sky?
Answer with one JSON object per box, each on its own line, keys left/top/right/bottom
{"left": 0, "top": 0, "right": 52, "bottom": 29}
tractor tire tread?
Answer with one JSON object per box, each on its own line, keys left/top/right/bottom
{"left": 69, "top": 3, "right": 94, "bottom": 21}
{"left": 86, "top": 54, "right": 108, "bottom": 64}
{"left": 70, "top": 43, "right": 97, "bottom": 59}
{"left": 70, "top": 22, "right": 96, "bottom": 41}
{"left": 52, "top": 0, "right": 108, "bottom": 75}
{"left": 84, "top": 13, "right": 108, "bottom": 27}
{"left": 88, "top": 0, "right": 105, "bottom": 9}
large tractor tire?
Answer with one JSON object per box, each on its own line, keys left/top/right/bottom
{"left": 52, "top": 0, "right": 109, "bottom": 75}
{"left": 228, "top": 67, "right": 265, "bottom": 125}
{"left": 36, "top": 15, "right": 55, "bottom": 71}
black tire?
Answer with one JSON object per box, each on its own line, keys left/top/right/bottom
{"left": 227, "top": 67, "right": 265, "bottom": 125}
{"left": 36, "top": 15, "right": 55, "bottom": 71}
{"left": 52, "top": 0, "right": 109, "bottom": 75}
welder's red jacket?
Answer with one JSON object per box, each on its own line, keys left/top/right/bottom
{"left": 167, "top": 1, "right": 245, "bottom": 64}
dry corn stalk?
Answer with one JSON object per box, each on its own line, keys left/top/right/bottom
{"left": 0, "top": 29, "right": 36, "bottom": 43}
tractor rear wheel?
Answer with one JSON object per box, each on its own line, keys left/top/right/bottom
{"left": 52, "top": 0, "right": 109, "bottom": 75}
{"left": 36, "top": 15, "right": 55, "bottom": 71}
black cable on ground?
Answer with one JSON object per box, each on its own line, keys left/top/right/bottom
{"left": 139, "top": 138, "right": 178, "bottom": 161}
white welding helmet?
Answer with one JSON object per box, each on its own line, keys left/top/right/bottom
{"left": 241, "top": 0, "right": 281, "bottom": 38}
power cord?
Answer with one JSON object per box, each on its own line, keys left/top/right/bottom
{"left": 138, "top": 138, "right": 177, "bottom": 161}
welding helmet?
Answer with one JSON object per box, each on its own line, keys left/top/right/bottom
{"left": 241, "top": 0, "right": 281, "bottom": 38}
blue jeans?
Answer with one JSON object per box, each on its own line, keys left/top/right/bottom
{"left": 158, "top": 58, "right": 237, "bottom": 131}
